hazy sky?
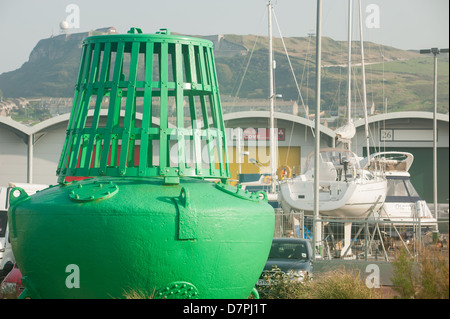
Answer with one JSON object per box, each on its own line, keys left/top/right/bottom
{"left": 0, "top": 0, "right": 448, "bottom": 75}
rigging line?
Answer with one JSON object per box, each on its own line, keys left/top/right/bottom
{"left": 328, "top": 42, "right": 346, "bottom": 116}
{"left": 231, "top": 7, "right": 267, "bottom": 107}
{"left": 378, "top": 42, "right": 386, "bottom": 153}
{"left": 232, "top": 34, "right": 261, "bottom": 106}
{"left": 330, "top": 76, "right": 343, "bottom": 114}
{"left": 354, "top": 66, "right": 378, "bottom": 156}
{"left": 272, "top": 10, "right": 308, "bottom": 118}
{"left": 299, "top": 35, "right": 312, "bottom": 92}
{"left": 299, "top": 33, "right": 314, "bottom": 115}
{"left": 353, "top": 72, "right": 377, "bottom": 157}
{"left": 366, "top": 42, "right": 376, "bottom": 108}
{"left": 301, "top": 34, "right": 313, "bottom": 144}
{"left": 369, "top": 123, "right": 378, "bottom": 155}
{"left": 353, "top": 65, "right": 363, "bottom": 112}
{"left": 272, "top": 9, "right": 315, "bottom": 143}
{"left": 285, "top": 121, "right": 295, "bottom": 166}
{"left": 365, "top": 43, "right": 380, "bottom": 155}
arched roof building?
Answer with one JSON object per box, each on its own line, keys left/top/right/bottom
{"left": 0, "top": 111, "right": 448, "bottom": 204}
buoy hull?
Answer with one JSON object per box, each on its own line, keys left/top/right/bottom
{"left": 8, "top": 177, "right": 274, "bottom": 299}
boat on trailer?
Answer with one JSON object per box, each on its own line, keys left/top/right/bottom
{"left": 279, "top": 148, "right": 387, "bottom": 218}
{"left": 365, "top": 151, "right": 438, "bottom": 229}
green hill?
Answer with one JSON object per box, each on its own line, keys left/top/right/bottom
{"left": 0, "top": 32, "right": 86, "bottom": 98}
{"left": 0, "top": 30, "right": 448, "bottom": 115}
{"left": 214, "top": 34, "right": 448, "bottom": 114}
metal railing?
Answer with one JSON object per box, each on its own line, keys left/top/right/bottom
{"left": 273, "top": 209, "right": 447, "bottom": 262}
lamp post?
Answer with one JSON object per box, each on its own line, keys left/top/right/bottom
{"left": 419, "top": 47, "right": 449, "bottom": 226}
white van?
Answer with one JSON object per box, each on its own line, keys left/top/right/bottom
{"left": 0, "top": 186, "right": 13, "bottom": 278}
{"left": 0, "top": 183, "right": 48, "bottom": 278}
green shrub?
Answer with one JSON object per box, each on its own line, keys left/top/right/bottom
{"left": 391, "top": 246, "right": 449, "bottom": 299}
{"left": 257, "top": 266, "right": 381, "bottom": 299}
{"left": 309, "top": 268, "right": 381, "bottom": 299}
{"left": 257, "top": 266, "right": 313, "bottom": 299}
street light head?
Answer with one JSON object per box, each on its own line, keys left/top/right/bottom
{"left": 420, "top": 48, "right": 449, "bottom": 55}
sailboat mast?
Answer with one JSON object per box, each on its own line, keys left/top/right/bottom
{"left": 268, "top": 0, "right": 276, "bottom": 193}
{"left": 347, "top": 0, "right": 353, "bottom": 129}
{"left": 313, "top": 0, "right": 323, "bottom": 260}
{"left": 358, "top": 0, "right": 371, "bottom": 161}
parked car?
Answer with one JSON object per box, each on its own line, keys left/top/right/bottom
{"left": 0, "top": 264, "right": 23, "bottom": 299}
{"left": 257, "top": 238, "right": 313, "bottom": 285}
{"left": 0, "top": 222, "right": 15, "bottom": 279}
{"left": 1, "top": 187, "right": 14, "bottom": 278}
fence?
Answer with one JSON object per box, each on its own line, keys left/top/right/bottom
{"left": 273, "top": 209, "right": 448, "bottom": 262}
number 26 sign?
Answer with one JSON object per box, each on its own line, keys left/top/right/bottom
{"left": 380, "top": 129, "right": 393, "bottom": 141}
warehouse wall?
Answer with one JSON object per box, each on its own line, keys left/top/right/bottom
{"left": 0, "top": 111, "right": 448, "bottom": 206}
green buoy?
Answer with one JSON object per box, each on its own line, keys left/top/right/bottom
{"left": 8, "top": 28, "right": 274, "bottom": 299}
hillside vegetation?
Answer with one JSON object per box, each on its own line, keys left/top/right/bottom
{"left": 215, "top": 34, "right": 448, "bottom": 115}
{"left": 0, "top": 31, "right": 448, "bottom": 115}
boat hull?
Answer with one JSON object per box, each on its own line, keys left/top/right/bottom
{"left": 279, "top": 178, "right": 387, "bottom": 218}
{"left": 375, "top": 200, "right": 438, "bottom": 227}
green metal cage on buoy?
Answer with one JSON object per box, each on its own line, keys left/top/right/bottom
{"left": 57, "top": 27, "right": 230, "bottom": 185}
{"left": 8, "top": 28, "right": 274, "bottom": 299}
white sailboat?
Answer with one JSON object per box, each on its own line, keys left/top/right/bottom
{"left": 280, "top": 148, "right": 386, "bottom": 218}
{"left": 279, "top": 0, "right": 387, "bottom": 219}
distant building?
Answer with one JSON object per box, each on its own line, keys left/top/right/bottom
{"left": 221, "top": 96, "right": 301, "bottom": 116}
{"left": 203, "top": 35, "right": 248, "bottom": 57}
{"left": 0, "top": 98, "right": 29, "bottom": 116}
{"left": 88, "top": 27, "right": 118, "bottom": 36}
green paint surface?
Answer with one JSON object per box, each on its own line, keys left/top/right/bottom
{"left": 9, "top": 177, "right": 274, "bottom": 298}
